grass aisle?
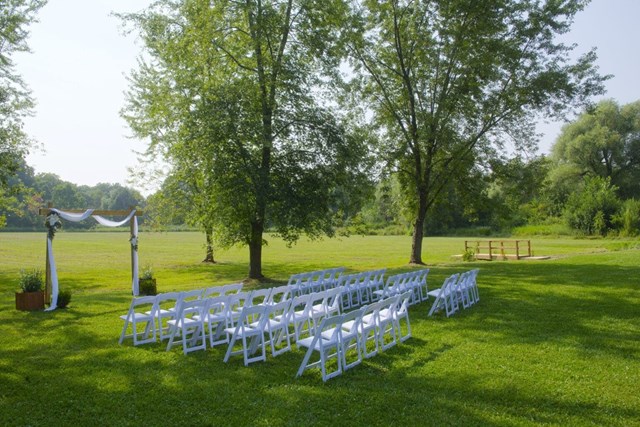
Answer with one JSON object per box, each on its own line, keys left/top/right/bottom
{"left": 1, "top": 232, "right": 639, "bottom": 426}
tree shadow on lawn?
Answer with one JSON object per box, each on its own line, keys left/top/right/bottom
{"left": 420, "top": 261, "right": 640, "bottom": 362}
{"left": 2, "top": 259, "right": 639, "bottom": 425}
{"left": 2, "top": 299, "right": 638, "bottom": 426}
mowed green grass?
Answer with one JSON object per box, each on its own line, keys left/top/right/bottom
{"left": 1, "top": 232, "right": 639, "bottom": 426}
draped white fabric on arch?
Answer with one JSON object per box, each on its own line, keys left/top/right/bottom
{"left": 45, "top": 209, "right": 139, "bottom": 311}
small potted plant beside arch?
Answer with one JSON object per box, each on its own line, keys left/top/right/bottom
{"left": 138, "top": 266, "right": 157, "bottom": 296}
{"left": 15, "top": 269, "right": 45, "bottom": 311}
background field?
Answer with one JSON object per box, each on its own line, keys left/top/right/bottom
{"left": 1, "top": 232, "right": 639, "bottom": 426}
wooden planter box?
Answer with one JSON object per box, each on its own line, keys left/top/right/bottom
{"left": 16, "top": 291, "right": 45, "bottom": 311}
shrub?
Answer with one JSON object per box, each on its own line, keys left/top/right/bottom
{"left": 19, "top": 269, "right": 44, "bottom": 293}
{"left": 613, "top": 199, "right": 640, "bottom": 237}
{"left": 139, "top": 279, "right": 157, "bottom": 296}
{"left": 564, "top": 176, "right": 620, "bottom": 236}
{"left": 462, "top": 248, "right": 476, "bottom": 262}
{"left": 57, "top": 290, "right": 72, "bottom": 308}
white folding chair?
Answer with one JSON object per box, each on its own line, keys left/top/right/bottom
{"left": 427, "top": 274, "right": 460, "bottom": 317}
{"left": 407, "top": 272, "right": 423, "bottom": 305}
{"left": 378, "top": 295, "right": 400, "bottom": 351}
{"left": 288, "top": 294, "right": 313, "bottom": 344}
{"left": 355, "top": 272, "right": 372, "bottom": 306}
{"left": 337, "top": 274, "right": 357, "bottom": 311}
{"left": 166, "top": 299, "right": 208, "bottom": 354}
{"left": 394, "top": 291, "right": 413, "bottom": 342}
{"left": 297, "top": 314, "right": 343, "bottom": 382}
{"left": 321, "top": 267, "right": 345, "bottom": 291}
{"left": 220, "top": 283, "right": 244, "bottom": 295}
{"left": 287, "top": 272, "right": 310, "bottom": 297}
{"left": 337, "top": 307, "right": 364, "bottom": 371}
{"left": 455, "top": 271, "right": 473, "bottom": 309}
{"left": 308, "top": 291, "right": 329, "bottom": 332}
{"left": 248, "top": 287, "right": 272, "bottom": 307}
{"left": 194, "top": 296, "right": 229, "bottom": 347}
{"left": 255, "top": 300, "right": 291, "bottom": 357}
{"left": 145, "top": 291, "right": 179, "bottom": 341}
{"left": 324, "top": 287, "right": 343, "bottom": 317}
{"left": 308, "top": 270, "right": 326, "bottom": 294}
{"left": 469, "top": 269, "right": 480, "bottom": 303}
{"left": 418, "top": 269, "right": 430, "bottom": 302}
{"left": 225, "top": 291, "right": 254, "bottom": 327}
{"left": 367, "top": 269, "right": 387, "bottom": 302}
{"left": 119, "top": 296, "right": 156, "bottom": 345}
{"left": 265, "top": 285, "right": 291, "bottom": 305}
{"left": 359, "top": 302, "right": 381, "bottom": 358}
{"left": 223, "top": 305, "right": 268, "bottom": 366}
{"left": 203, "top": 285, "right": 223, "bottom": 298}
{"left": 378, "top": 274, "right": 400, "bottom": 300}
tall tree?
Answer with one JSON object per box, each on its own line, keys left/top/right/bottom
{"left": 121, "top": 0, "right": 371, "bottom": 278}
{"left": 0, "top": 0, "right": 46, "bottom": 226}
{"left": 551, "top": 99, "right": 640, "bottom": 199}
{"left": 344, "top": 0, "right": 607, "bottom": 263}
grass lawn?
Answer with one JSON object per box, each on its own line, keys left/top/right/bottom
{"left": 1, "top": 232, "right": 639, "bottom": 426}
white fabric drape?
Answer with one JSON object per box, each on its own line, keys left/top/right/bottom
{"left": 55, "top": 209, "right": 95, "bottom": 222}
{"left": 93, "top": 210, "right": 137, "bottom": 227}
{"left": 44, "top": 237, "right": 59, "bottom": 312}
{"left": 131, "top": 217, "right": 139, "bottom": 296}
{"left": 46, "top": 209, "right": 139, "bottom": 310}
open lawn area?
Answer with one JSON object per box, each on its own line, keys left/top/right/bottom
{"left": 1, "top": 232, "right": 639, "bottom": 426}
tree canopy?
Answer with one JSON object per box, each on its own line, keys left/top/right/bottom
{"left": 0, "top": 0, "right": 47, "bottom": 226}
{"left": 120, "top": 0, "right": 372, "bottom": 278}
{"left": 342, "top": 0, "right": 607, "bottom": 263}
{"left": 551, "top": 99, "right": 640, "bottom": 199}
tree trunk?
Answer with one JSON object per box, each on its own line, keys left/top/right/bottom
{"left": 248, "top": 221, "right": 264, "bottom": 279}
{"left": 202, "top": 227, "right": 216, "bottom": 263}
{"left": 409, "top": 192, "right": 428, "bottom": 265}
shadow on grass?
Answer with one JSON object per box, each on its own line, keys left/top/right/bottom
{"left": 1, "top": 257, "right": 639, "bottom": 426}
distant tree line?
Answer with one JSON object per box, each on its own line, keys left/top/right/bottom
{"left": 1, "top": 159, "right": 144, "bottom": 230}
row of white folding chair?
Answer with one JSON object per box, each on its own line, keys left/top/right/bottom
{"left": 119, "top": 289, "right": 203, "bottom": 346}
{"left": 119, "top": 288, "right": 248, "bottom": 350}
{"left": 376, "top": 269, "right": 429, "bottom": 305}
{"left": 296, "top": 291, "right": 413, "bottom": 381}
{"left": 164, "top": 293, "right": 294, "bottom": 358}
{"left": 161, "top": 295, "right": 285, "bottom": 358}
{"left": 427, "top": 270, "right": 480, "bottom": 316}
{"left": 223, "top": 300, "right": 293, "bottom": 365}
{"left": 167, "top": 284, "right": 299, "bottom": 356}
{"left": 131, "top": 284, "right": 244, "bottom": 343}
{"left": 119, "top": 295, "right": 157, "bottom": 346}
{"left": 287, "top": 288, "right": 343, "bottom": 343}
{"left": 427, "top": 274, "right": 460, "bottom": 317}
{"left": 121, "top": 283, "right": 288, "bottom": 349}
{"left": 453, "top": 269, "right": 480, "bottom": 309}
{"left": 338, "top": 269, "right": 387, "bottom": 311}
{"left": 287, "top": 267, "right": 345, "bottom": 296}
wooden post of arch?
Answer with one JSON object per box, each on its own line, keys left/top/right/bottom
{"left": 38, "top": 205, "right": 144, "bottom": 303}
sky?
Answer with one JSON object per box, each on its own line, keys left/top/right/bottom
{"left": 15, "top": 0, "right": 640, "bottom": 193}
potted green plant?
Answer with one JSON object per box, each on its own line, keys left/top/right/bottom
{"left": 57, "top": 289, "right": 72, "bottom": 309}
{"left": 16, "top": 269, "right": 45, "bottom": 311}
{"left": 139, "top": 266, "right": 157, "bottom": 296}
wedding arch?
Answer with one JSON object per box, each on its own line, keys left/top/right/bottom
{"left": 39, "top": 205, "right": 143, "bottom": 311}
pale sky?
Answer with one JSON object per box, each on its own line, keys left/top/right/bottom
{"left": 15, "top": 0, "right": 640, "bottom": 194}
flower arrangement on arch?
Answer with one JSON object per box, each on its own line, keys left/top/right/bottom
{"left": 45, "top": 213, "right": 62, "bottom": 240}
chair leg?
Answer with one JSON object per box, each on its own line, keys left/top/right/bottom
{"left": 297, "top": 346, "right": 315, "bottom": 377}
{"left": 119, "top": 319, "right": 129, "bottom": 345}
